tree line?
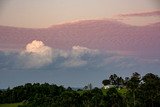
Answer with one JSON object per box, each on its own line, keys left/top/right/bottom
{"left": 0, "top": 72, "right": 160, "bottom": 107}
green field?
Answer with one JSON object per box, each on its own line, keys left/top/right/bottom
{"left": 0, "top": 103, "right": 22, "bottom": 107}
{"left": 118, "top": 88, "right": 127, "bottom": 94}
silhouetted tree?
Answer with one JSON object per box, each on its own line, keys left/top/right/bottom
{"left": 104, "top": 87, "right": 126, "bottom": 107}
{"left": 139, "top": 73, "right": 160, "bottom": 107}
{"left": 102, "top": 79, "right": 110, "bottom": 86}
{"left": 109, "top": 74, "right": 118, "bottom": 85}
{"left": 126, "top": 72, "right": 141, "bottom": 106}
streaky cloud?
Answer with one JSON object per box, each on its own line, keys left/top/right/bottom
{"left": 117, "top": 10, "right": 160, "bottom": 17}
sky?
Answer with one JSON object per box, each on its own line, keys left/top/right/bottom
{"left": 0, "top": 0, "right": 159, "bottom": 28}
{"left": 1, "top": 40, "right": 160, "bottom": 88}
{"left": 0, "top": 0, "right": 160, "bottom": 89}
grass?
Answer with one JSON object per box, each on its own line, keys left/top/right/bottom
{"left": 118, "top": 88, "right": 127, "bottom": 95}
{"left": 102, "top": 88, "right": 108, "bottom": 95}
{"left": 0, "top": 103, "right": 22, "bottom": 107}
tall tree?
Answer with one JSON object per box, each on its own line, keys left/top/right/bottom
{"left": 116, "top": 77, "right": 124, "bottom": 88}
{"left": 139, "top": 73, "right": 160, "bottom": 107}
{"left": 126, "top": 72, "right": 141, "bottom": 106}
{"left": 104, "top": 87, "right": 126, "bottom": 107}
{"left": 102, "top": 79, "right": 110, "bottom": 86}
{"left": 109, "top": 74, "right": 118, "bottom": 85}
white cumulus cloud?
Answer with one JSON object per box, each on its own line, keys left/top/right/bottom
{"left": 21, "top": 40, "right": 53, "bottom": 68}
{"left": 62, "top": 46, "right": 99, "bottom": 67}
{"left": 19, "top": 43, "right": 100, "bottom": 68}
{"left": 72, "top": 45, "right": 99, "bottom": 57}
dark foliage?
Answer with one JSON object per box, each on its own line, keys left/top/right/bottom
{"left": 0, "top": 72, "right": 160, "bottom": 107}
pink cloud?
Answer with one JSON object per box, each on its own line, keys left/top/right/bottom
{"left": 118, "top": 10, "right": 160, "bottom": 17}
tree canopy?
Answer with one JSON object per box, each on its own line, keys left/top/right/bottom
{"left": 0, "top": 72, "right": 160, "bottom": 107}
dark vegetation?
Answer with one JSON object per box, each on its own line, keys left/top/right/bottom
{"left": 0, "top": 72, "right": 160, "bottom": 107}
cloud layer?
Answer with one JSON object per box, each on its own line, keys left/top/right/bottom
{"left": 118, "top": 10, "right": 160, "bottom": 17}
{"left": 0, "top": 40, "right": 160, "bottom": 88}
{"left": 0, "top": 40, "right": 159, "bottom": 71}
{"left": 3, "top": 40, "right": 100, "bottom": 69}
{"left": 62, "top": 45, "right": 99, "bottom": 67}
